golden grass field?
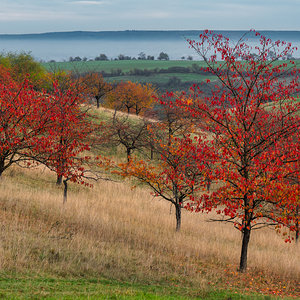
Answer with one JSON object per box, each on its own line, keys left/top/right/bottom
{"left": 0, "top": 165, "right": 299, "bottom": 298}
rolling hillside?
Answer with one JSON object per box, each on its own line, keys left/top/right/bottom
{"left": 0, "top": 105, "right": 298, "bottom": 299}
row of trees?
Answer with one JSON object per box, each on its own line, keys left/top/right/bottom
{"left": 81, "top": 56, "right": 299, "bottom": 272}
{"left": 0, "top": 55, "right": 159, "bottom": 199}
{"left": 108, "top": 31, "right": 300, "bottom": 273}
{"left": 66, "top": 52, "right": 170, "bottom": 63}
{"left": 0, "top": 31, "right": 299, "bottom": 274}
{"left": 0, "top": 65, "right": 107, "bottom": 202}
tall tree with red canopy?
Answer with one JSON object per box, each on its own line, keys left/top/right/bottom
{"left": 178, "top": 30, "right": 299, "bottom": 272}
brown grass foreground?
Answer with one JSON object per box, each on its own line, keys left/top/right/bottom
{"left": 0, "top": 166, "right": 299, "bottom": 298}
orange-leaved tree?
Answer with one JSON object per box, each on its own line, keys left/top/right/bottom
{"left": 104, "top": 81, "right": 156, "bottom": 116}
{"left": 80, "top": 72, "right": 113, "bottom": 108}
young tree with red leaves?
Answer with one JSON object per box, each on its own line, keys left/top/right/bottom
{"left": 39, "top": 80, "right": 98, "bottom": 202}
{"left": 290, "top": 141, "right": 300, "bottom": 243}
{"left": 0, "top": 66, "right": 55, "bottom": 176}
{"left": 112, "top": 90, "right": 214, "bottom": 231}
{"left": 117, "top": 130, "right": 214, "bottom": 231}
{"left": 0, "top": 66, "right": 104, "bottom": 202}
{"left": 178, "top": 30, "right": 299, "bottom": 272}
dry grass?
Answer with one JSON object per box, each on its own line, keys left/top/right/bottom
{"left": 92, "top": 106, "right": 157, "bottom": 123}
{"left": 0, "top": 166, "right": 299, "bottom": 297}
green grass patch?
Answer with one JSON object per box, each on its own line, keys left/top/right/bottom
{"left": 0, "top": 275, "right": 279, "bottom": 299}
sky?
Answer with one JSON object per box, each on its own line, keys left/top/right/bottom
{"left": 0, "top": 0, "right": 299, "bottom": 34}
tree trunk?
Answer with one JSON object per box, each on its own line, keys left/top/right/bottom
{"left": 127, "top": 148, "right": 131, "bottom": 162}
{"left": 175, "top": 203, "right": 181, "bottom": 232}
{"left": 0, "top": 158, "right": 5, "bottom": 177}
{"left": 296, "top": 205, "right": 299, "bottom": 243}
{"left": 63, "top": 179, "right": 68, "bottom": 204}
{"left": 206, "top": 176, "right": 211, "bottom": 192}
{"left": 168, "top": 127, "right": 172, "bottom": 146}
{"left": 56, "top": 174, "right": 62, "bottom": 185}
{"left": 239, "top": 226, "right": 251, "bottom": 272}
{"left": 96, "top": 96, "right": 100, "bottom": 109}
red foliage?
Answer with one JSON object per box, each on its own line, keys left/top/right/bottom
{"left": 39, "top": 80, "right": 96, "bottom": 186}
{"left": 0, "top": 66, "right": 55, "bottom": 175}
{"left": 116, "top": 105, "right": 215, "bottom": 231}
{"left": 177, "top": 30, "right": 300, "bottom": 271}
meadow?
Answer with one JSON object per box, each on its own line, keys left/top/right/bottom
{"left": 0, "top": 162, "right": 299, "bottom": 299}
{"left": 42, "top": 60, "right": 205, "bottom": 74}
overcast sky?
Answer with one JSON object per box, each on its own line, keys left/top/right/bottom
{"left": 0, "top": 0, "right": 299, "bottom": 34}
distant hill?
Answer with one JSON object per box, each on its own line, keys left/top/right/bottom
{"left": 0, "top": 30, "right": 300, "bottom": 41}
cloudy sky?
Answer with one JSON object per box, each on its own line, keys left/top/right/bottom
{"left": 0, "top": 0, "right": 299, "bottom": 34}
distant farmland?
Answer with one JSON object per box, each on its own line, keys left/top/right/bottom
{"left": 42, "top": 59, "right": 298, "bottom": 92}
{"left": 42, "top": 60, "right": 213, "bottom": 90}
{"left": 42, "top": 60, "right": 208, "bottom": 73}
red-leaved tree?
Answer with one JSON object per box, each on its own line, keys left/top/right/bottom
{"left": 39, "top": 80, "right": 97, "bottom": 202}
{"left": 0, "top": 66, "right": 55, "bottom": 176}
{"left": 178, "top": 30, "right": 300, "bottom": 272}
{"left": 116, "top": 103, "right": 215, "bottom": 231}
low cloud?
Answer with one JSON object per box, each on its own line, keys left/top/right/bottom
{"left": 144, "top": 12, "right": 171, "bottom": 19}
{"left": 72, "top": 1, "right": 106, "bottom": 4}
{"left": 0, "top": 10, "right": 79, "bottom": 22}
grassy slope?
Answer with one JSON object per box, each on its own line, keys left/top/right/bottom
{"left": 0, "top": 163, "right": 299, "bottom": 299}
{"left": 0, "top": 106, "right": 299, "bottom": 299}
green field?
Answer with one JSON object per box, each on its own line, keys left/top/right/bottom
{"left": 0, "top": 275, "right": 283, "bottom": 299}
{"left": 42, "top": 60, "right": 213, "bottom": 90}
{"left": 42, "top": 60, "right": 207, "bottom": 74}
{"left": 42, "top": 59, "right": 299, "bottom": 74}
{"left": 42, "top": 59, "right": 298, "bottom": 90}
